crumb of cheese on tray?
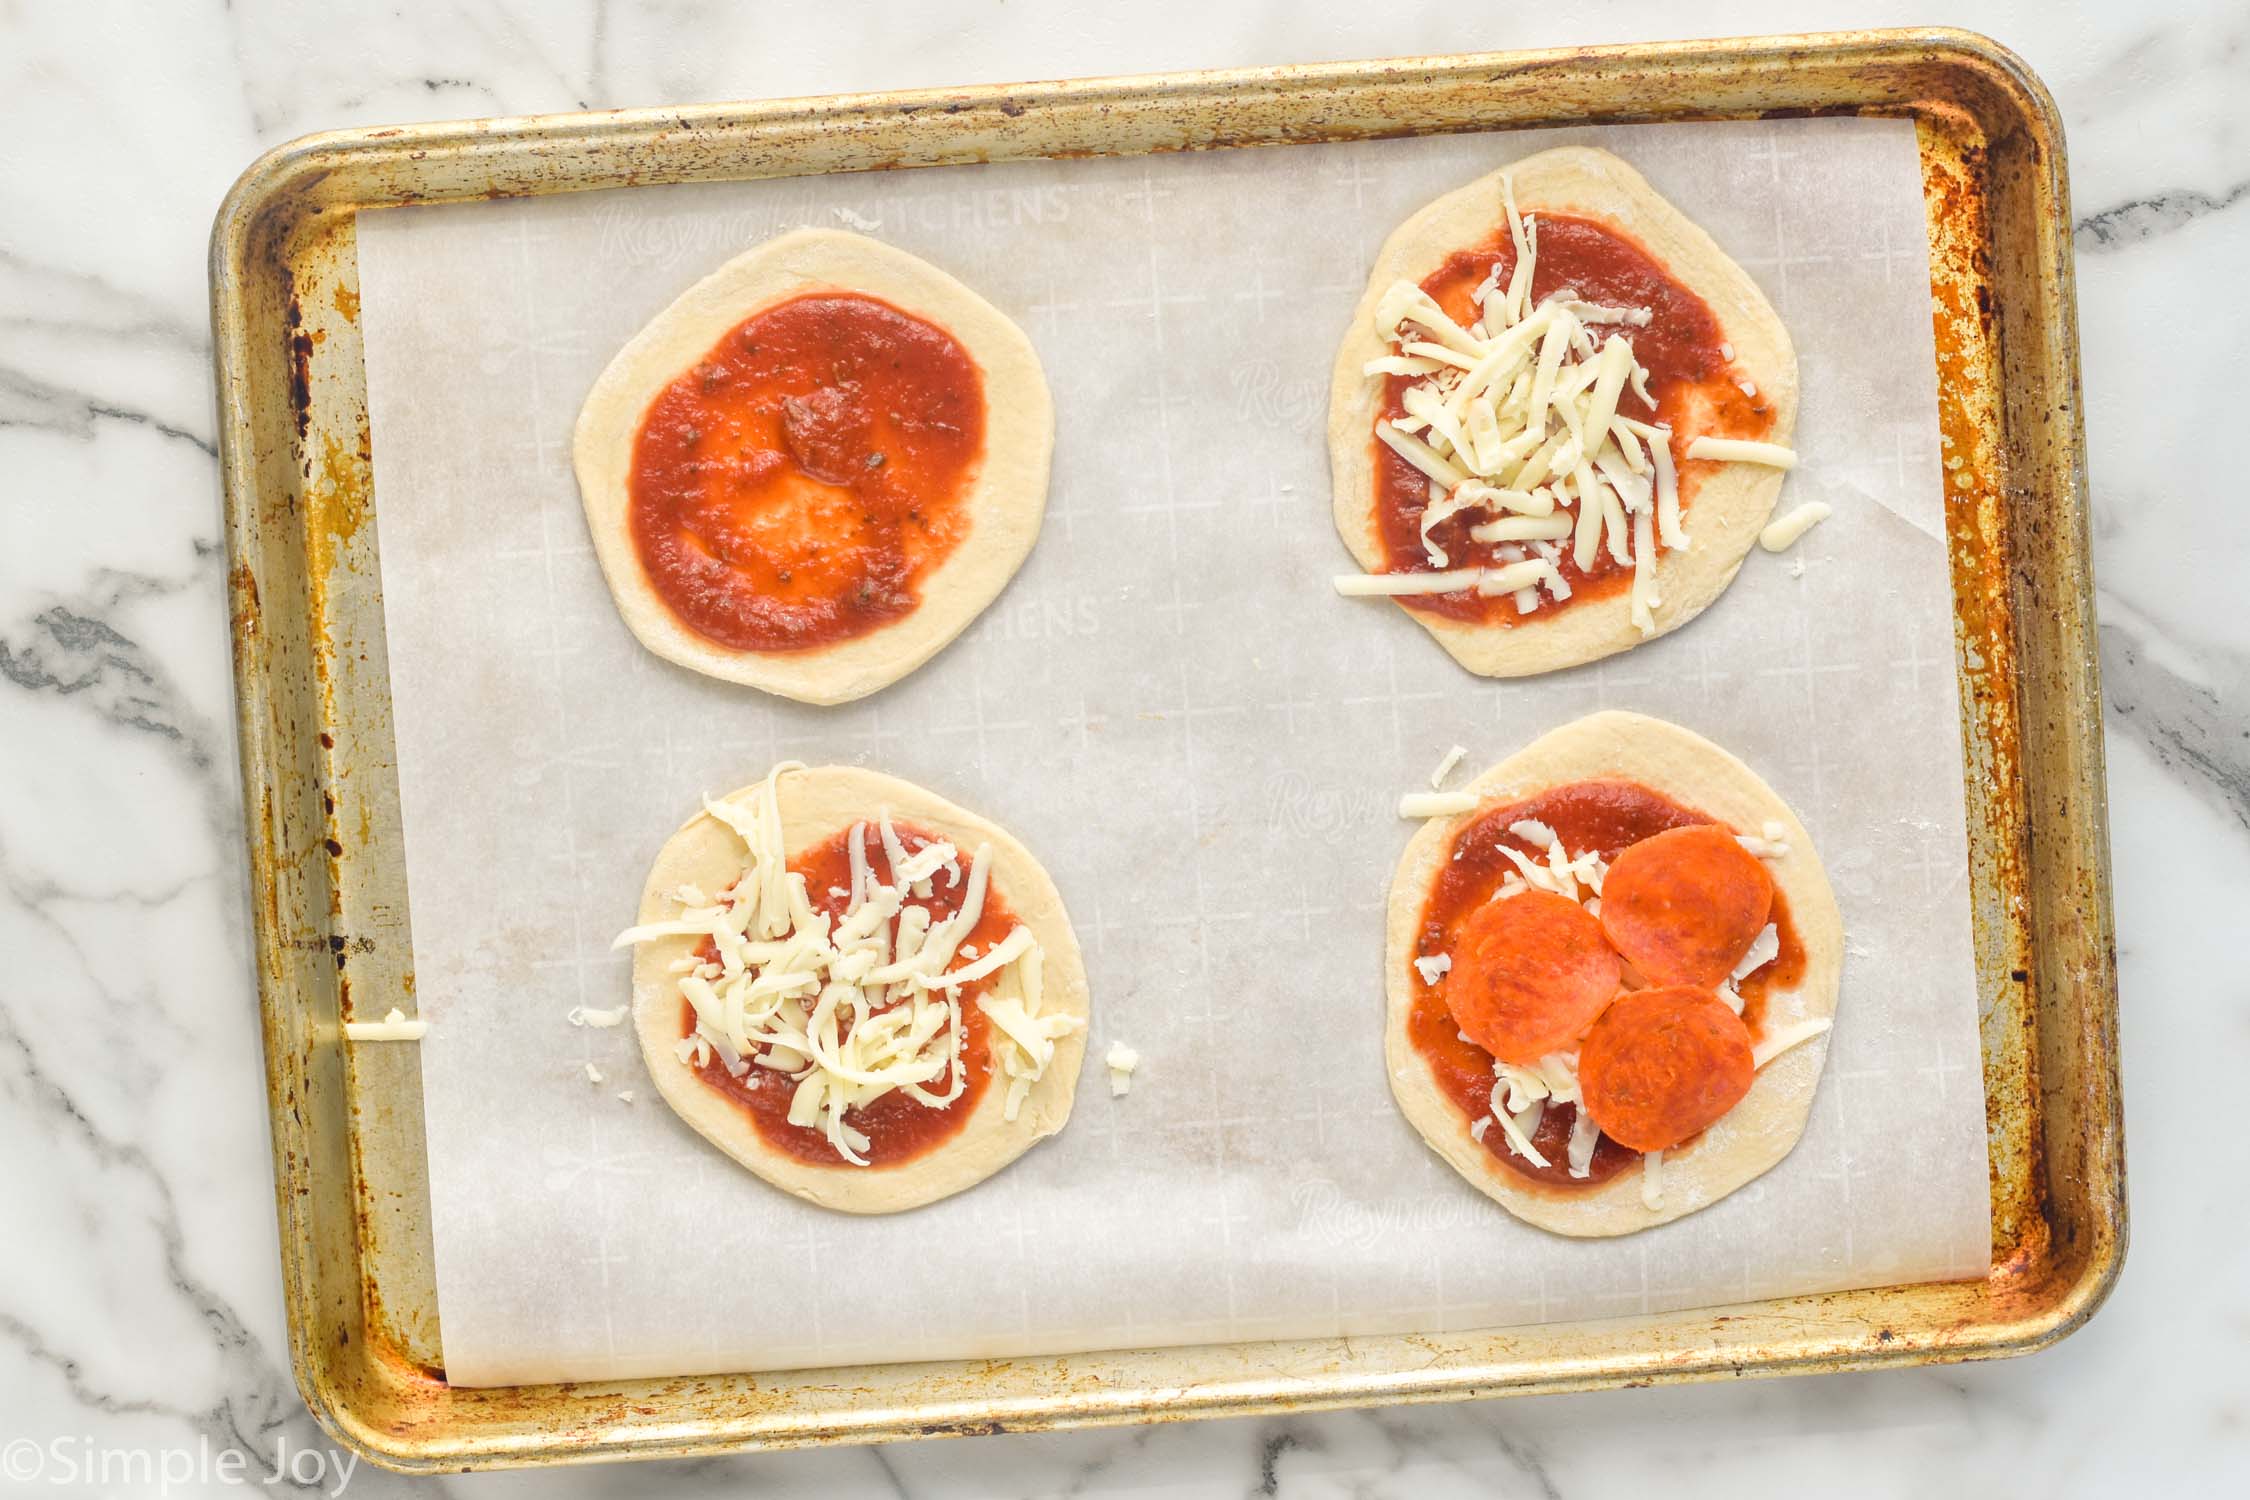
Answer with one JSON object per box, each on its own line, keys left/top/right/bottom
{"left": 1105, "top": 1041, "right": 1140, "bottom": 1097}
{"left": 343, "top": 1008, "right": 427, "bottom": 1042}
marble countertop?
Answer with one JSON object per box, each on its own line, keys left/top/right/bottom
{"left": 2, "top": 1, "right": 2242, "bottom": 1494}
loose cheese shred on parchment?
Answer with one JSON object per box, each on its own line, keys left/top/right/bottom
{"left": 1105, "top": 1041, "right": 1140, "bottom": 1097}
{"left": 1335, "top": 177, "right": 1799, "bottom": 633}
{"left": 1399, "top": 791, "right": 1479, "bottom": 819}
{"left": 611, "top": 763, "right": 1082, "bottom": 1165}
{"left": 1758, "top": 500, "right": 1832, "bottom": 553}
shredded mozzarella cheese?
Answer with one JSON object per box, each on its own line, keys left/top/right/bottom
{"left": 1736, "top": 831, "right": 1792, "bottom": 859}
{"left": 1105, "top": 1041, "right": 1140, "bottom": 1097}
{"left": 1752, "top": 1017, "right": 1834, "bottom": 1069}
{"left": 343, "top": 1008, "right": 427, "bottom": 1042}
{"left": 1566, "top": 1108, "right": 1601, "bottom": 1179}
{"left": 1399, "top": 791, "right": 1480, "bottom": 819}
{"left": 1687, "top": 435, "right": 1798, "bottom": 469}
{"left": 1429, "top": 743, "right": 1469, "bottom": 788}
{"left": 1758, "top": 500, "right": 1832, "bottom": 552}
{"left": 1732, "top": 924, "right": 1781, "bottom": 982}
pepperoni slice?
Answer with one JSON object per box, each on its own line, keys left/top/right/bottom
{"left": 1576, "top": 985, "right": 1754, "bottom": 1152}
{"left": 1599, "top": 824, "right": 1774, "bottom": 987}
{"left": 1440, "top": 889, "right": 1622, "bottom": 1064}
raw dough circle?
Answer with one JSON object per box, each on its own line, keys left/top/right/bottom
{"left": 575, "top": 228, "right": 1054, "bottom": 704}
{"left": 631, "top": 765, "right": 1090, "bottom": 1214}
{"left": 1329, "top": 147, "right": 1798, "bottom": 677}
{"left": 1383, "top": 711, "right": 1843, "bottom": 1236}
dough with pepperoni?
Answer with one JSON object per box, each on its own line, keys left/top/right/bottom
{"left": 1384, "top": 711, "right": 1843, "bottom": 1236}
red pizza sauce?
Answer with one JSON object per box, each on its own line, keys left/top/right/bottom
{"left": 629, "top": 293, "right": 986, "bottom": 652}
{"left": 1406, "top": 779, "right": 1804, "bottom": 1190}
{"left": 1373, "top": 215, "right": 1772, "bottom": 624}
{"left": 683, "top": 818, "right": 1014, "bottom": 1168}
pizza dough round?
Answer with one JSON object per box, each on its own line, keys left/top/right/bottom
{"left": 631, "top": 765, "right": 1090, "bottom": 1214}
{"left": 1329, "top": 147, "right": 1798, "bottom": 678}
{"left": 1384, "top": 711, "right": 1843, "bottom": 1236}
{"left": 575, "top": 229, "right": 1054, "bottom": 704}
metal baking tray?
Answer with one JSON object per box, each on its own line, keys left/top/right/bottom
{"left": 210, "top": 26, "right": 2118, "bottom": 1472}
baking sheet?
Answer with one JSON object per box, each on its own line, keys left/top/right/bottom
{"left": 355, "top": 116, "right": 1991, "bottom": 1388}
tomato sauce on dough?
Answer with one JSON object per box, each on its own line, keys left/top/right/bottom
{"left": 630, "top": 293, "right": 986, "bottom": 652}
{"left": 1407, "top": 778, "right": 1804, "bottom": 1190}
{"left": 683, "top": 819, "right": 1013, "bottom": 1168}
{"left": 1373, "top": 215, "right": 1770, "bottom": 624}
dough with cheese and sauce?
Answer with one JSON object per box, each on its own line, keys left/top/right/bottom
{"left": 1330, "top": 148, "right": 1797, "bottom": 677}
{"left": 631, "top": 766, "right": 1090, "bottom": 1213}
{"left": 575, "top": 229, "right": 1053, "bottom": 704}
{"left": 1384, "top": 711, "right": 1843, "bottom": 1235}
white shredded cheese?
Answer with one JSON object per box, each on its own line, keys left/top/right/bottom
{"left": 1687, "top": 435, "right": 1798, "bottom": 469}
{"left": 1732, "top": 924, "right": 1781, "bottom": 982}
{"left": 1641, "top": 1149, "right": 1665, "bottom": 1209}
{"left": 1566, "top": 1108, "right": 1602, "bottom": 1179}
{"left": 1413, "top": 953, "right": 1453, "bottom": 985}
{"left": 1428, "top": 743, "right": 1469, "bottom": 788}
{"left": 616, "top": 1090, "right": 636, "bottom": 1104}
{"left": 343, "top": 1008, "right": 427, "bottom": 1042}
{"left": 1752, "top": 1017, "right": 1834, "bottom": 1069}
{"left": 1400, "top": 791, "right": 1480, "bottom": 819}
{"left": 1491, "top": 1097, "right": 1551, "bottom": 1168}
{"left": 1758, "top": 501, "right": 1832, "bottom": 552}
{"left": 1334, "top": 558, "right": 1557, "bottom": 597}
{"left": 1496, "top": 1052, "right": 1583, "bottom": 1113}
{"left": 582, "top": 1062, "right": 604, "bottom": 1085}
{"left": 1105, "top": 1040, "right": 1140, "bottom": 1097}
{"left": 612, "top": 764, "right": 1078, "bottom": 1164}
{"left": 568, "top": 1004, "right": 630, "bottom": 1029}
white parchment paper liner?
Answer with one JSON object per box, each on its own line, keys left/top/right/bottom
{"left": 357, "top": 117, "right": 1990, "bottom": 1387}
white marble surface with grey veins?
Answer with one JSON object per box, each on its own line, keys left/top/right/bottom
{"left": 1, "top": 1, "right": 2243, "bottom": 1494}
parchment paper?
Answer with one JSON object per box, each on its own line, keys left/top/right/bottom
{"left": 356, "top": 117, "right": 1991, "bottom": 1388}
